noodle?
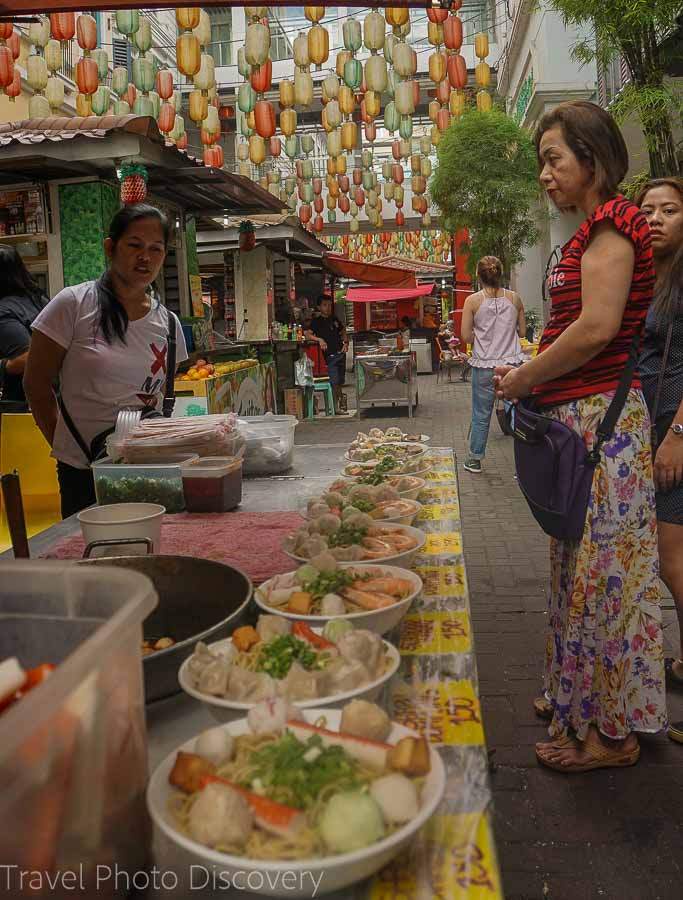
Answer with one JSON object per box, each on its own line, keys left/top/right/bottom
{"left": 169, "top": 732, "right": 404, "bottom": 861}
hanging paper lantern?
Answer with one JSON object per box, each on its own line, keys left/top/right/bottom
{"left": 411, "top": 175, "right": 427, "bottom": 196}
{"left": 313, "top": 215, "right": 324, "bottom": 234}
{"left": 285, "top": 134, "right": 301, "bottom": 159}
{"left": 299, "top": 204, "right": 312, "bottom": 225}
{"left": 247, "top": 109, "right": 256, "bottom": 130}
{"left": 279, "top": 79, "right": 295, "bottom": 109}
{"left": 280, "top": 108, "right": 297, "bottom": 137}
{"left": 475, "top": 32, "right": 490, "bottom": 60}
{"left": 50, "top": 13, "right": 75, "bottom": 45}
{"left": 419, "top": 135, "right": 431, "bottom": 156}
{"left": 395, "top": 81, "right": 415, "bottom": 116}
{"left": 476, "top": 61, "right": 491, "bottom": 88}
{"left": 341, "top": 121, "right": 357, "bottom": 152}
{"left": 338, "top": 174, "right": 350, "bottom": 194}
{"left": 308, "top": 24, "right": 329, "bottom": 70}
{"left": 448, "top": 54, "right": 467, "bottom": 90}
{"left": 194, "top": 10, "right": 212, "bottom": 48}
{"left": 385, "top": 8, "right": 409, "bottom": 29}
{"left": 393, "top": 42, "right": 413, "bottom": 78}
{"left": 362, "top": 170, "right": 374, "bottom": 191}
{"left": 238, "top": 82, "right": 256, "bottom": 114}
{"left": 301, "top": 180, "right": 314, "bottom": 202}
{"left": 363, "top": 10, "right": 385, "bottom": 53}
{"left": 354, "top": 188, "right": 365, "bottom": 207}
{"left": 75, "top": 93, "right": 92, "bottom": 117}
{"left": 396, "top": 211, "right": 405, "bottom": 227}
{"left": 294, "top": 69, "right": 314, "bottom": 107}
{"left": 29, "top": 17, "right": 50, "bottom": 49}
{"left": 428, "top": 21, "right": 444, "bottom": 47}
{"left": 203, "top": 104, "right": 220, "bottom": 135}
{"left": 423, "top": 212, "right": 432, "bottom": 228}
{"left": 45, "top": 75, "right": 65, "bottom": 110}
{"left": 338, "top": 85, "right": 355, "bottom": 116}
{"left": 326, "top": 99, "right": 342, "bottom": 130}
{"left": 321, "top": 74, "right": 339, "bottom": 104}
{"left": 429, "top": 52, "right": 447, "bottom": 85}
{"left": 305, "top": 6, "right": 325, "bottom": 24}
{"left": 314, "top": 196, "right": 324, "bottom": 214}
{"left": 399, "top": 116, "right": 413, "bottom": 140}
{"left": 158, "top": 101, "right": 175, "bottom": 133}
{"left": 204, "top": 145, "right": 224, "bottom": 168}
{"left": 350, "top": 218, "right": 360, "bottom": 234}
{"left": 245, "top": 22, "right": 270, "bottom": 68}
{"left": 410, "top": 154, "right": 421, "bottom": 175}
{"left": 343, "top": 18, "right": 362, "bottom": 53}
{"left": 392, "top": 163, "right": 404, "bottom": 184}
{"left": 169, "top": 114, "right": 185, "bottom": 142}
{"left": 237, "top": 142, "right": 250, "bottom": 162}
{"left": 245, "top": 7, "right": 267, "bottom": 21}
{"left": 444, "top": 15, "right": 463, "bottom": 52}
{"left": 133, "top": 95, "right": 154, "bottom": 116}
{"left": 301, "top": 134, "right": 315, "bottom": 156}
{"left": 365, "top": 55, "right": 387, "bottom": 94}
{"left": 29, "top": 93, "right": 51, "bottom": 117}
{"left": 177, "top": 33, "right": 201, "bottom": 77}
{"left": 335, "top": 50, "right": 351, "bottom": 79}
{"left": 132, "top": 56, "right": 154, "bottom": 94}
{"left": 134, "top": 18, "right": 152, "bottom": 54}
{"left": 77, "top": 14, "right": 97, "bottom": 52}
{"left": 112, "top": 66, "right": 128, "bottom": 99}
{"left": 6, "top": 67, "right": 21, "bottom": 102}
{"left": 116, "top": 11, "right": 140, "bottom": 40}
{"left": 189, "top": 90, "right": 208, "bottom": 124}
{"left": 249, "top": 134, "right": 266, "bottom": 165}
{"left": 175, "top": 9, "right": 200, "bottom": 31}
{"left": 293, "top": 32, "right": 310, "bottom": 70}
{"left": 477, "top": 90, "right": 493, "bottom": 112}
{"left": 250, "top": 57, "right": 271, "bottom": 94}
{"left": 431, "top": 124, "right": 441, "bottom": 146}
{"left": 123, "top": 82, "right": 137, "bottom": 109}
{"left": 267, "top": 136, "right": 281, "bottom": 158}
{"left": 26, "top": 54, "right": 48, "bottom": 93}
{"left": 76, "top": 56, "right": 98, "bottom": 96}
{"left": 436, "top": 78, "right": 450, "bottom": 105}
{"left": 343, "top": 58, "right": 363, "bottom": 91}
{"left": 90, "top": 48, "right": 108, "bottom": 81}
{"left": 113, "top": 99, "right": 131, "bottom": 116}
{"left": 421, "top": 157, "right": 432, "bottom": 178}
{"left": 339, "top": 195, "right": 350, "bottom": 214}
{"left": 254, "top": 99, "right": 275, "bottom": 138}
{"left": 194, "top": 53, "right": 216, "bottom": 93}
{"left": 384, "top": 101, "right": 400, "bottom": 133}
{"left": 362, "top": 90, "right": 379, "bottom": 120}
{"left": 156, "top": 69, "right": 174, "bottom": 101}
{"left": 326, "top": 129, "right": 342, "bottom": 158}
{"left": 238, "top": 47, "right": 251, "bottom": 79}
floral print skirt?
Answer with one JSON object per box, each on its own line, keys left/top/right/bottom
{"left": 543, "top": 389, "right": 667, "bottom": 740}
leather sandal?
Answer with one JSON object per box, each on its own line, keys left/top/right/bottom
{"left": 536, "top": 731, "right": 640, "bottom": 773}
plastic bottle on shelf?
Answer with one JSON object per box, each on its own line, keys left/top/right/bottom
{"left": 297, "top": 325, "right": 303, "bottom": 341}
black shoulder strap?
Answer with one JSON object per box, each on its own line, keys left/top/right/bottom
{"left": 590, "top": 324, "right": 643, "bottom": 461}
{"left": 162, "top": 310, "right": 177, "bottom": 418}
{"left": 57, "top": 394, "right": 93, "bottom": 464}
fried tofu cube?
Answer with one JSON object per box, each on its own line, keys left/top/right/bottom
{"left": 287, "top": 592, "right": 313, "bottom": 615}
{"left": 169, "top": 751, "right": 217, "bottom": 793}
{"left": 232, "top": 626, "right": 260, "bottom": 652}
{"left": 387, "top": 736, "right": 431, "bottom": 776}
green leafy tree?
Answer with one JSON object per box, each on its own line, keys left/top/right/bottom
{"left": 430, "top": 108, "right": 542, "bottom": 281}
{"left": 547, "top": 0, "right": 683, "bottom": 176}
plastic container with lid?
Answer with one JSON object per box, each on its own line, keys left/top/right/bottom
{"left": 0, "top": 562, "right": 158, "bottom": 895}
{"left": 181, "top": 456, "right": 243, "bottom": 513}
{"left": 91, "top": 453, "right": 198, "bottom": 512}
{"left": 238, "top": 414, "right": 298, "bottom": 476}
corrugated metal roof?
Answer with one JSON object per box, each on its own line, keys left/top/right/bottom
{"left": 0, "top": 115, "right": 284, "bottom": 217}
{"left": 377, "top": 256, "right": 454, "bottom": 274}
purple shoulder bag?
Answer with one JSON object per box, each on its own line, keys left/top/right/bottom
{"left": 506, "top": 327, "right": 642, "bottom": 542}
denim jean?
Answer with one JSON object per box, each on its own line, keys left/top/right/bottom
{"left": 468, "top": 366, "right": 496, "bottom": 459}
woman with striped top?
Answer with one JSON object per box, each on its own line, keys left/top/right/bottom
{"left": 495, "top": 101, "right": 666, "bottom": 772}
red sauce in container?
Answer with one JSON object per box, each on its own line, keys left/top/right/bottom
{"left": 181, "top": 457, "right": 243, "bottom": 513}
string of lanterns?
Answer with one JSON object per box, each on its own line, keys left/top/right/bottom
{"left": 325, "top": 228, "right": 452, "bottom": 265}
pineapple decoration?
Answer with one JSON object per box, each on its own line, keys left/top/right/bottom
{"left": 118, "top": 162, "right": 148, "bottom": 205}
{"left": 239, "top": 220, "right": 256, "bottom": 253}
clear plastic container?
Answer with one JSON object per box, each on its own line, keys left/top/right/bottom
{"left": 91, "top": 453, "right": 198, "bottom": 513}
{"left": 181, "top": 456, "right": 243, "bottom": 513}
{"left": 0, "top": 562, "right": 157, "bottom": 896}
{"left": 238, "top": 414, "right": 298, "bottom": 476}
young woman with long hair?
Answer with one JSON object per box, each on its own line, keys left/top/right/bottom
{"left": 24, "top": 204, "right": 187, "bottom": 518}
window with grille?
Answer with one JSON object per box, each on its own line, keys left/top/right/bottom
{"left": 462, "top": 0, "right": 490, "bottom": 42}
{"left": 112, "top": 37, "right": 131, "bottom": 77}
{"left": 209, "top": 9, "right": 232, "bottom": 67}
{"left": 268, "top": 12, "right": 293, "bottom": 62}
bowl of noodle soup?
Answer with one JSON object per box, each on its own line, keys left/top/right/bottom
{"left": 146, "top": 708, "right": 446, "bottom": 897}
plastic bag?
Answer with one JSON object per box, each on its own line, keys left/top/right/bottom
{"left": 294, "top": 353, "right": 314, "bottom": 388}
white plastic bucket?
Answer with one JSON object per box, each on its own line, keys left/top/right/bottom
{"left": 77, "top": 502, "right": 165, "bottom": 556}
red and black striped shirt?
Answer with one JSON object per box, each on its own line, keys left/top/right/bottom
{"left": 533, "top": 196, "right": 654, "bottom": 407}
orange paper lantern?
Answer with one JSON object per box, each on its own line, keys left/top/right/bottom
{"left": 269, "top": 136, "right": 282, "bottom": 157}
{"left": 250, "top": 57, "right": 272, "bottom": 94}
{"left": 50, "top": 13, "right": 75, "bottom": 44}
{"left": 158, "top": 102, "right": 175, "bottom": 133}
{"left": 77, "top": 14, "right": 97, "bottom": 51}
{"left": 254, "top": 99, "right": 275, "bottom": 139}
{"left": 75, "top": 56, "right": 98, "bottom": 96}
{"left": 0, "top": 46, "right": 13, "bottom": 90}
{"left": 156, "top": 69, "right": 174, "bottom": 100}
{"left": 444, "top": 15, "right": 463, "bottom": 52}
{"left": 447, "top": 53, "right": 467, "bottom": 90}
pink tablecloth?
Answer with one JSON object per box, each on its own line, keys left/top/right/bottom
{"left": 40, "top": 511, "right": 303, "bottom": 584}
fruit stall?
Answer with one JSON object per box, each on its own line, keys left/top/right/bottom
{"left": 174, "top": 356, "right": 277, "bottom": 416}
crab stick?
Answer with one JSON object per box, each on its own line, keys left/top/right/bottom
{"left": 200, "top": 775, "right": 305, "bottom": 838}
{"left": 286, "top": 720, "right": 391, "bottom": 770}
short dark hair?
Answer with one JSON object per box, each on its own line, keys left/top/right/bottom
{"left": 317, "top": 294, "right": 332, "bottom": 306}
{"left": 100, "top": 204, "right": 170, "bottom": 345}
{"left": 534, "top": 100, "right": 628, "bottom": 201}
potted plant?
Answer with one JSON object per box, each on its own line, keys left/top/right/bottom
{"left": 524, "top": 309, "right": 542, "bottom": 342}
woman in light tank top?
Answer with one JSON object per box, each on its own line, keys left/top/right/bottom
{"left": 460, "top": 256, "right": 526, "bottom": 473}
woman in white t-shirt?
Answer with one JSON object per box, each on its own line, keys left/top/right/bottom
{"left": 24, "top": 204, "right": 187, "bottom": 518}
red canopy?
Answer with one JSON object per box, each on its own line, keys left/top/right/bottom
{"left": 323, "top": 253, "right": 417, "bottom": 289}
{"left": 346, "top": 284, "right": 435, "bottom": 303}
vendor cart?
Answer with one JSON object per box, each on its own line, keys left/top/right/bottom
{"left": 355, "top": 351, "right": 418, "bottom": 418}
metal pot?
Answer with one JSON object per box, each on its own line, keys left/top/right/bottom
{"left": 78, "top": 555, "right": 252, "bottom": 702}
